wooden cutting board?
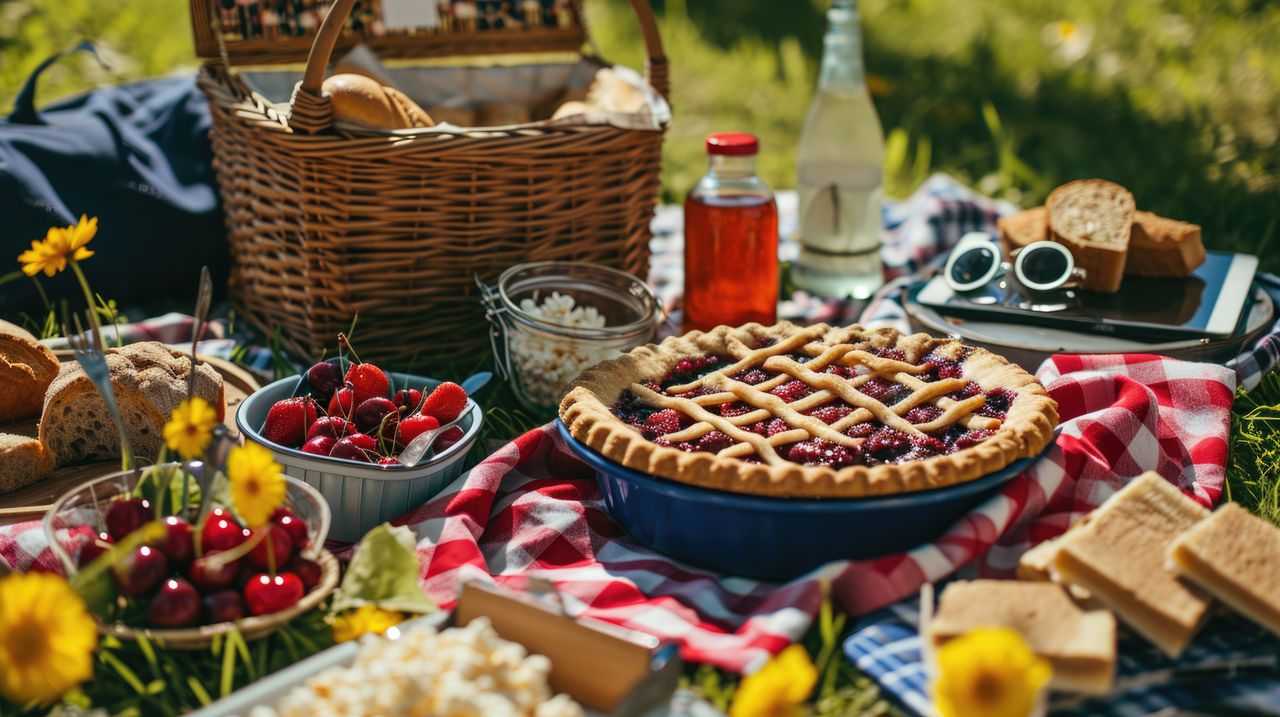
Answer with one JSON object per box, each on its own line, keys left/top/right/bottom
{"left": 0, "top": 354, "right": 260, "bottom": 526}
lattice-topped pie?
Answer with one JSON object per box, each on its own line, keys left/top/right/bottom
{"left": 559, "top": 322, "right": 1058, "bottom": 497}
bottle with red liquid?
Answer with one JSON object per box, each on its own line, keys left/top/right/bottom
{"left": 682, "top": 133, "right": 779, "bottom": 333}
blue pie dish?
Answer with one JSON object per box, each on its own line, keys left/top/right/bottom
{"left": 555, "top": 419, "right": 1051, "bottom": 582}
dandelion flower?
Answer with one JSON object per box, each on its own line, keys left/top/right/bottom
{"left": 332, "top": 604, "right": 404, "bottom": 643}
{"left": 728, "top": 644, "right": 817, "bottom": 717}
{"left": 164, "top": 397, "right": 218, "bottom": 461}
{"left": 18, "top": 215, "right": 96, "bottom": 277}
{"left": 228, "top": 442, "right": 287, "bottom": 529}
{"left": 0, "top": 572, "right": 97, "bottom": 705}
{"left": 934, "top": 627, "right": 1051, "bottom": 717}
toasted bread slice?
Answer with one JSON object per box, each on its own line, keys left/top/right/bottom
{"left": 1127, "top": 211, "right": 1206, "bottom": 277}
{"left": 1046, "top": 180, "right": 1135, "bottom": 293}
{"left": 1017, "top": 520, "right": 1099, "bottom": 606}
{"left": 1168, "top": 503, "right": 1280, "bottom": 638}
{"left": 997, "top": 207, "right": 1049, "bottom": 258}
{"left": 1053, "top": 472, "right": 1211, "bottom": 657}
{"left": 929, "top": 580, "right": 1116, "bottom": 695}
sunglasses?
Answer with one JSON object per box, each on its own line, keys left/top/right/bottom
{"left": 943, "top": 232, "right": 1085, "bottom": 293}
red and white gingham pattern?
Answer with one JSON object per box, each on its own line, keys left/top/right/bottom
{"left": 0, "top": 353, "right": 1239, "bottom": 672}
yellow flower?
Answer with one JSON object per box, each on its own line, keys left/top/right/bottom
{"left": 934, "top": 627, "right": 1051, "bottom": 717}
{"left": 164, "top": 397, "right": 218, "bottom": 461}
{"left": 728, "top": 644, "right": 817, "bottom": 717}
{"left": 331, "top": 604, "right": 405, "bottom": 643}
{"left": 0, "top": 572, "right": 97, "bottom": 705}
{"left": 18, "top": 215, "right": 97, "bottom": 277}
{"left": 227, "top": 442, "right": 286, "bottom": 529}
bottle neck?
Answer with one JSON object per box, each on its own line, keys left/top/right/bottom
{"left": 818, "top": 0, "right": 867, "bottom": 91}
{"left": 706, "top": 154, "right": 758, "bottom": 179}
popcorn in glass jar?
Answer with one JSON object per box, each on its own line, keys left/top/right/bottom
{"left": 480, "top": 262, "right": 661, "bottom": 412}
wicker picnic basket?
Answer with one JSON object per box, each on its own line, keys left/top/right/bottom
{"left": 192, "top": 0, "right": 668, "bottom": 365}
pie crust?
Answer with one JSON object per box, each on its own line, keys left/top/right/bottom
{"left": 559, "top": 322, "right": 1059, "bottom": 498}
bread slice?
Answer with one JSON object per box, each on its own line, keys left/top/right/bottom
{"left": 997, "top": 207, "right": 1049, "bottom": 259}
{"left": 38, "top": 342, "right": 225, "bottom": 466}
{"left": 1169, "top": 503, "right": 1280, "bottom": 638}
{"left": 929, "top": 580, "right": 1116, "bottom": 695}
{"left": 1053, "top": 472, "right": 1211, "bottom": 657}
{"left": 1016, "top": 520, "right": 1100, "bottom": 606}
{"left": 1127, "top": 211, "right": 1206, "bottom": 277}
{"left": 1046, "top": 180, "right": 1135, "bottom": 293}
{"left": 0, "top": 434, "right": 55, "bottom": 494}
{"left": 0, "top": 320, "right": 60, "bottom": 422}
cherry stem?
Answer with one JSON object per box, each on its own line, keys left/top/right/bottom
{"left": 376, "top": 409, "right": 403, "bottom": 456}
{"left": 267, "top": 524, "right": 277, "bottom": 577}
{"left": 206, "top": 529, "right": 266, "bottom": 570}
{"left": 337, "top": 332, "right": 363, "bottom": 365}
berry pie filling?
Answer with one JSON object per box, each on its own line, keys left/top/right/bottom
{"left": 610, "top": 339, "right": 1015, "bottom": 469}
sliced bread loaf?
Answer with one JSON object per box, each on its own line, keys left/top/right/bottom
{"left": 1127, "top": 211, "right": 1206, "bottom": 277}
{"left": 997, "top": 206, "right": 1049, "bottom": 259}
{"left": 0, "top": 434, "right": 55, "bottom": 494}
{"left": 0, "top": 320, "right": 60, "bottom": 422}
{"left": 38, "top": 342, "right": 225, "bottom": 466}
{"left": 929, "top": 580, "right": 1117, "bottom": 695}
{"left": 1046, "top": 180, "right": 1135, "bottom": 293}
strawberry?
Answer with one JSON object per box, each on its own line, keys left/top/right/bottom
{"left": 398, "top": 414, "right": 440, "bottom": 444}
{"left": 392, "top": 388, "right": 424, "bottom": 412}
{"left": 327, "top": 387, "right": 355, "bottom": 419}
{"left": 421, "top": 382, "right": 468, "bottom": 423}
{"left": 344, "top": 363, "right": 390, "bottom": 406}
{"left": 377, "top": 457, "right": 400, "bottom": 466}
{"left": 262, "top": 397, "right": 318, "bottom": 448}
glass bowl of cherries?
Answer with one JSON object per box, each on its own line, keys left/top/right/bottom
{"left": 43, "top": 463, "right": 337, "bottom": 648}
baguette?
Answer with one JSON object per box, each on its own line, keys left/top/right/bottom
{"left": 38, "top": 342, "right": 225, "bottom": 466}
{"left": 0, "top": 434, "right": 55, "bottom": 494}
{"left": 0, "top": 320, "right": 60, "bottom": 422}
{"left": 1046, "top": 179, "right": 1135, "bottom": 293}
{"left": 1052, "top": 472, "right": 1211, "bottom": 657}
{"left": 1168, "top": 503, "right": 1280, "bottom": 638}
{"left": 929, "top": 580, "right": 1116, "bottom": 695}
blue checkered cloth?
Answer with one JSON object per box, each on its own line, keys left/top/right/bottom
{"left": 845, "top": 595, "right": 1280, "bottom": 717}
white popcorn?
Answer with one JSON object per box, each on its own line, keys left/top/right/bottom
{"left": 510, "top": 292, "right": 622, "bottom": 407}
{"left": 255, "top": 618, "right": 585, "bottom": 717}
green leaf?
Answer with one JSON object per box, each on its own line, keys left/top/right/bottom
{"left": 330, "top": 524, "right": 437, "bottom": 615}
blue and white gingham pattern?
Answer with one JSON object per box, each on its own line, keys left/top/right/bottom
{"left": 845, "top": 594, "right": 1280, "bottom": 717}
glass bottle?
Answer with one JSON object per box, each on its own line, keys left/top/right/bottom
{"left": 794, "top": 0, "right": 886, "bottom": 299}
{"left": 683, "top": 133, "right": 779, "bottom": 333}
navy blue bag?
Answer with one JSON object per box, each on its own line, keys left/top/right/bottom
{"left": 0, "top": 42, "right": 228, "bottom": 318}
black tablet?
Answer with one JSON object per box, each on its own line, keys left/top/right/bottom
{"left": 916, "top": 250, "right": 1258, "bottom": 342}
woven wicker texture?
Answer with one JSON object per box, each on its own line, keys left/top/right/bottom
{"left": 199, "top": 0, "right": 668, "bottom": 365}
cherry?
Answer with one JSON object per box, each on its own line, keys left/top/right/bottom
{"left": 271, "top": 508, "right": 309, "bottom": 550}
{"left": 201, "top": 508, "right": 249, "bottom": 552}
{"left": 243, "top": 573, "right": 305, "bottom": 616}
{"left": 160, "top": 516, "right": 195, "bottom": 565}
{"left": 327, "top": 386, "right": 356, "bottom": 419}
{"left": 329, "top": 438, "right": 372, "bottom": 462}
{"left": 398, "top": 414, "right": 439, "bottom": 445}
{"left": 378, "top": 457, "right": 400, "bottom": 465}
{"left": 112, "top": 545, "right": 168, "bottom": 598}
{"left": 189, "top": 550, "right": 239, "bottom": 592}
{"left": 306, "top": 361, "right": 343, "bottom": 402}
{"left": 149, "top": 578, "right": 201, "bottom": 628}
{"left": 287, "top": 556, "right": 323, "bottom": 592}
{"left": 433, "top": 426, "right": 466, "bottom": 453}
{"left": 301, "top": 435, "right": 337, "bottom": 456}
{"left": 348, "top": 432, "right": 377, "bottom": 451}
{"left": 247, "top": 525, "right": 294, "bottom": 570}
{"left": 78, "top": 531, "right": 113, "bottom": 568}
{"left": 353, "top": 397, "right": 398, "bottom": 435}
{"left": 307, "top": 416, "right": 352, "bottom": 440}
{"left": 105, "top": 498, "right": 152, "bottom": 541}
{"left": 204, "top": 590, "right": 246, "bottom": 623}
{"left": 392, "top": 388, "right": 423, "bottom": 412}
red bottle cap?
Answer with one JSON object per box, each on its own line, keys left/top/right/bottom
{"left": 706, "top": 132, "right": 759, "bottom": 156}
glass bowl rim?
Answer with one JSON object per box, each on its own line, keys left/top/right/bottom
{"left": 496, "top": 260, "right": 662, "bottom": 340}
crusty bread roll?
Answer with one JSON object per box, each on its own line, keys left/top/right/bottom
{"left": 1047, "top": 179, "right": 1135, "bottom": 293}
{"left": 1169, "top": 502, "right": 1280, "bottom": 639}
{"left": 322, "top": 73, "right": 434, "bottom": 130}
{"left": 930, "top": 580, "right": 1117, "bottom": 695}
{"left": 39, "top": 342, "right": 225, "bottom": 466}
{"left": 0, "top": 434, "right": 54, "bottom": 494}
{"left": 0, "top": 320, "right": 60, "bottom": 422}
{"left": 1053, "top": 471, "right": 1212, "bottom": 658}
{"left": 587, "top": 68, "right": 647, "bottom": 114}
{"left": 1000, "top": 206, "right": 1205, "bottom": 279}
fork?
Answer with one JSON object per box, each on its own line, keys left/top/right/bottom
{"left": 67, "top": 312, "right": 136, "bottom": 472}
{"left": 188, "top": 266, "right": 214, "bottom": 400}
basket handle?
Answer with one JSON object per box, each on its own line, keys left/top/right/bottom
{"left": 289, "top": 0, "right": 669, "bottom": 135}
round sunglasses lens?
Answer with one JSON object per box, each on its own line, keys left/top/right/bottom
{"left": 950, "top": 246, "right": 996, "bottom": 286}
{"left": 1020, "top": 246, "right": 1070, "bottom": 286}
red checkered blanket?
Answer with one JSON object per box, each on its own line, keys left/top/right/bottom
{"left": 0, "top": 353, "right": 1236, "bottom": 673}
